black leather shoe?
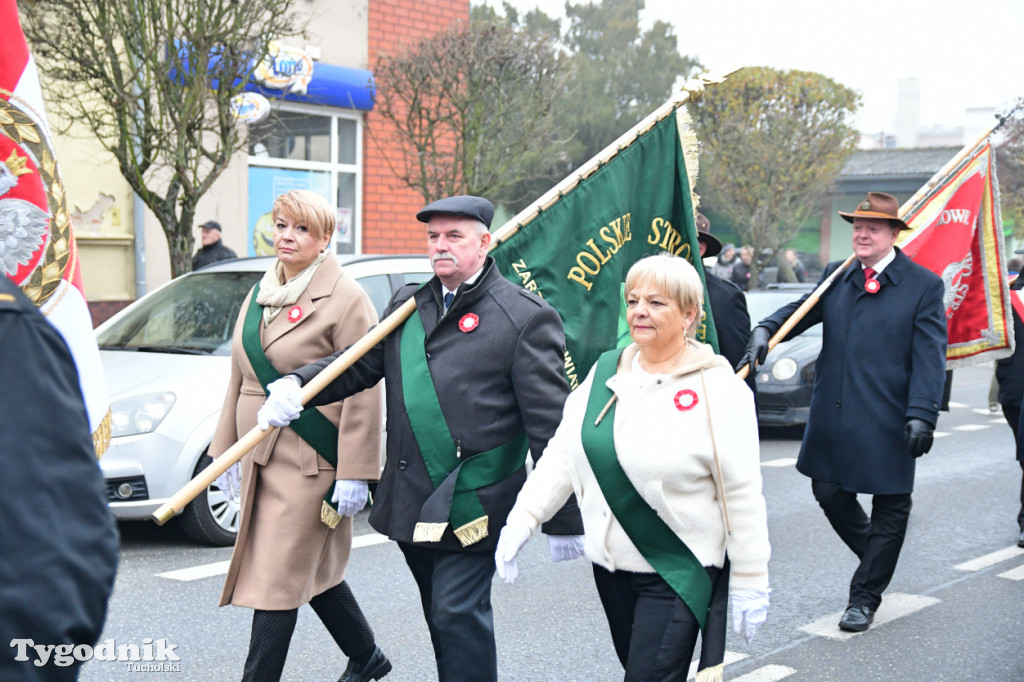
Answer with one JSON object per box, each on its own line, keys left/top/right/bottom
{"left": 338, "top": 646, "right": 391, "bottom": 682}
{"left": 838, "top": 603, "right": 875, "bottom": 632}
{"left": 1017, "top": 528, "right": 1024, "bottom": 549}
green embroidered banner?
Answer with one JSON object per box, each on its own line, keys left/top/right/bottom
{"left": 581, "top": 349, "right": 712, "bottom": 629}
{"left": 490, "top": 109, "right": 716, "bottom": 390}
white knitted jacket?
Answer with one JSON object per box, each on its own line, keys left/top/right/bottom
{"left": 506, "top": 341, "right": 770, "bottom": 591}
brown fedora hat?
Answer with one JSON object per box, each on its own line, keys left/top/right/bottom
{"left": 838, "top": 192, "right": 909, "bottom": 230}
{"left": 696, "top": 213, "right": 722, "bottom": 257}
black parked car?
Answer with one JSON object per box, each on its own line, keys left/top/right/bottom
{"left": 744, "top": 284, "right": 821, "bottom": 428}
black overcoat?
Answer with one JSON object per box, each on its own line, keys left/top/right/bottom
{"left": 295, "top": 257, "right": 582, "bottom": 552}
{"left": 758, "top": 249, "right": 947, "bottom": 494}
{"left": 706, "top": 272, "right": 756, "bottom": 397}
{"left": 0, "top": 278, "right": 119, "bottom": 681}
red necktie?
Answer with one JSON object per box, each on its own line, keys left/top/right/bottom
{"left": 863, "top": 267, "right": 879, "bottom": 293}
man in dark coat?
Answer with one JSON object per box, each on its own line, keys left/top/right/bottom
{"left": 739, "top": 192, "right": 947, "bottom": 632}
{"left": 260, "top": 195, "right": 583, "bottom": 682}
{"left": 996, "top": 265, "right": 1024, "bottom": 547}
{"left": 191, "top": 219, "right": 237, "bottom": 270}
{"left": 0, "top": 276, "right": 119, "bottom": 682}
{"left": 696, "top": 213, "right": 756, "bottom": 398}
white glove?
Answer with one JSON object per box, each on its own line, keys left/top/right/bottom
{"left": 731, "top": 588, "right": 770, "bottom": 643}
{"left": 548, "top": 534, "right": 585, "bottom": 562}
{"left": 214, "top": 461, "right": 241, "bottom": 503}
{"left": 494, "top": 523, "right": 531, "bottom": 584}
{"left": 257, "top": 376, "right": 303, "bottom": 430}
{"left": 331, "top": 480, "right": 369, "bottom": 517}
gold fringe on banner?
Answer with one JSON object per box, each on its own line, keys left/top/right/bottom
{"left": 413, "top": 522, "right": 448, "bottom": 543}
{"left": 92, "top": 408, "right": 112, "bottom": 458}
{"left": 320, "top": 501, "right": 342, "bottom": 529}
{"left": 453, "top": 516, "right": 489, "bottom": 547}
{"left": 695, "top": 663, "right": 723, "bottom": 682}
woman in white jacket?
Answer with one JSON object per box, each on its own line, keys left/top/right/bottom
{"left": 495, "top": 253, "right": 770, "bottom": 682}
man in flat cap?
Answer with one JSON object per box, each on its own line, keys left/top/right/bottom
{"left": 192, "top": 219, "right": 237, "bottom": 270}
{"left": 260, "top": 195, "right": 582, "bottom": 681}
{"left": 738, "top": 191, "right": 947, "bottom": 632}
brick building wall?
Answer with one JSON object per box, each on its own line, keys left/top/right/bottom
{"left": 364, "top": 0, "right": 468, "bottom": 253}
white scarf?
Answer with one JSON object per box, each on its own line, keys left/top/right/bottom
{"left": 256, "top": 251, "right": 328, "bottom": 324}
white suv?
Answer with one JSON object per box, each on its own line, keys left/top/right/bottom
{"left": 96, "top": 254, "right": 432, "bottom": 545}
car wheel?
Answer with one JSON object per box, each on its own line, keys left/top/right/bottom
{"left": 179, "top": 454, "right": 240, "bottom": 547}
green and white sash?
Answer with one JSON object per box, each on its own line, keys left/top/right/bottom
{"left": 401, "top": 303, "right": 528, "bottom": 547}
{"left": 243, "top": 284, "right": 346, "bottom": 529}
{"left": 581, "top": 348, "right": 713, "bottom": 629}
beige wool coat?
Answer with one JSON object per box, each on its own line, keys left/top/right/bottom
{"left": 211, "top": 256, "right": 383, "bottom": 610}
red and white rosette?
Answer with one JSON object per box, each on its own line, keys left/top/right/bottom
{"left": 864, "top": 278, "right": 880, "bottom": 294}
{"left": 287, "top": 305, "right": 303, "bottom": 323}
{"left": 673, "top": 389, "right": 699, "bottom": 411}
{"left": 458, "top": 313, "right": 479, "bottom": 333}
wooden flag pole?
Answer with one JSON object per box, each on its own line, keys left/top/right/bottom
{"left": 491, "top": 70, "right": 737, "bottom": 246}
{"left": 152, "top": 297, "right": 418, "bottom": 525}
{"left": 153, "top": 70, "right": 740, "bottom": 525}
{"left": 736, "top": 108, "right": 1019, "bottom": 380}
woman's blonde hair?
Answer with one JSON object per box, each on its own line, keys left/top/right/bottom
{"left": 272, "top": 190, "right": 335, "bottom": 242}
{"left": 624, "top": 253, "right": 704, "bottom": 337}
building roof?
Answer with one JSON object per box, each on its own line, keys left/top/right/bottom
{"left": 840, "top": 146, "right": 960, "bottom": 178}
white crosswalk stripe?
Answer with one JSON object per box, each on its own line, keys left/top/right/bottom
{"left": 798, "top": 593, "right": 939, "bottom": 640}
{"left": 997, "top": 564, "right": 1024, "bottom": 581}
{"left": 955, "top": 545, "right": 1024, "bottom": 571}
{"left": 761, "top": 457, "right": 797, "bottom": 468}
{"left": 953, "top": 424, "right": 989, "bottom": 431}
{"left": 156, "top": 532, "right": 390, "bottom": 581}
{"left": 686, "top": 651, "right": 747, "bottom": 680}
{"left": 729, "top": 665, "right": 798, "bottom": 682}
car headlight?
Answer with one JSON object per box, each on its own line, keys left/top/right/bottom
{"left": 771, "top": 357, "right": 799, "bottom": 382}
{"left": 110, "top": 392, "right": 176, "bottom": 437}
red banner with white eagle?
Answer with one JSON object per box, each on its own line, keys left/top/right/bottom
{"left": 0, "top": 0, "right": 110, "bottom": 454}
{"left": 898, "top": 142, "right": 1012, "bottom": 368}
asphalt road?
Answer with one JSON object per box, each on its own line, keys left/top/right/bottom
{"left": 75, "top": 365, "right": 1024, "bottom": 681}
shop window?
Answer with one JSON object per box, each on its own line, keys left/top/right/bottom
{"left": 248, "top": 107, "right": 362, "bottom": 255}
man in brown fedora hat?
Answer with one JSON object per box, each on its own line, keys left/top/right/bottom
{"left": 738, "top": 191, "right": 947, "bottom": 632}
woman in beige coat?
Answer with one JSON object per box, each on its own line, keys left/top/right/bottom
{"left": 210, "top": 190, "right": 390, "bottom": 682}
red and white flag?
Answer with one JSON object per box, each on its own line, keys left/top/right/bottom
{"left": 0, "top": 0, "right": 110, "bottom": 454}
{"left": 898, "top": 141, "right": 1012, "bottom": 368}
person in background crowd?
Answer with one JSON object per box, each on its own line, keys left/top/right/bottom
{"left": 0, "top": 276, "right": 119, "bottom": 682}
{"left": 777, "top": 248, "right": 807, "bottom": 283}
{"left": 738, "top": 191, "right": 946, "bottom": 632}
{"left": 192, "top": 219, "right": 238, "bottom": 270}
{"left": 995, "top": 249, "right": 1024, "bottom": 548}
{"left": 259, "top": 195, "right": 584, "bottom": 682}
{"left": 211, "top": 190, "right": 389, "bottom": 682}
{"left": 730, "top": 246, "right": 754, "bottom": 290}
{"left": 711, "top": 241, "right": 740, "bottom": 280}
{"left": 696, "top": 213, "right": 756, "bottom": 399}
{"left": 496, "top": 253, "right": 770, "bottom": 682}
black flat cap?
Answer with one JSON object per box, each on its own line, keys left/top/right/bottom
{"left": 200, "top": 220, "right": 222, "bottom": 231}
{"left": 416, "top": 195, "right": 494, "bottom": 228}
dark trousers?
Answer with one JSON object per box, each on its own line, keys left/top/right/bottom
{"left": 592, "top": 564, "right": 723, "bottom": 682}
{"left": 1001, "top": 404, "right": 1024, "bottom": 531}
{"left": 242, "top": 580, "right": 376, "bottom": 682}
{"left": 811, "top": 479, "right": 912, "bottom": 610}
{"left": 399, "top": 542, "right": 497, "bottom": 682}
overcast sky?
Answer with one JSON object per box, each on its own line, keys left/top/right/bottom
{"left": 480, "top": 0, "right": 1023, "bottom": 136}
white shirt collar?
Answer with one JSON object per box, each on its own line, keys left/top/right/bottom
{"left": 863, "top": 248, "right": 896, "bottom": 274}
{"left": 442, "top": 265, "right": 485, "bottom": 299}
